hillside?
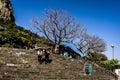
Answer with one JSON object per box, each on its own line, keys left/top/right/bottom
{"left": 0, "top": 20, "right": 53, "bottom": 49}
{"left": 0, "top": 0, "right": 53, "bottom": 48}
{"left": 0, "top": 47, "right": 118, "bottom": 80}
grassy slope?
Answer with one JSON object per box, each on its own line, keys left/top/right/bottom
{"left": 0, "top": 19, "right": 53, "bottom": 48}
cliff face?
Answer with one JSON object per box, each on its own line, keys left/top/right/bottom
{"left": 0, "top": 0, "right": 15, "bottom": 22}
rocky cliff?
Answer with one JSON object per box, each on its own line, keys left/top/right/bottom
{"left": 0, "top": 0, "right": 15, "bottom": 22}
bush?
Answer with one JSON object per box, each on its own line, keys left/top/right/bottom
{"left": 0, "top": 20, "right": 52, "bottom": 49}
{"left": 2, "top": 43, "right": 13, "bottom": 48}
{"left": 103, "top": 59, "right": 119, "bottom": 71}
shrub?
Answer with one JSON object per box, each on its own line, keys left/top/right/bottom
{"left": 103, "top": 59, "right": 119, "bottom": 71}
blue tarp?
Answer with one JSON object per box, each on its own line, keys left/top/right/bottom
{"left": 62, "top": 42, "right": 82, "bottom": 56}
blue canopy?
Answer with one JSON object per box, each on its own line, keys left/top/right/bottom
{"left": 62, "top": 42, "right": 82, "bottom": 56}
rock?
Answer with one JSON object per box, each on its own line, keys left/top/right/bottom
{"left": 0, "top": 0, "right": 15, "bottom": 22}
{"left": 0, "top": 25, "right": 4, "bottom": 31}
{"left": 6, "top": 63, "right": 15, "bottom": 67}
{"left": 15, "top": 52, "right": 26, "bottom": 55}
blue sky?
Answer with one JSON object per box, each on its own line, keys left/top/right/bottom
{"left": 10, "top": 0, "right": 120, "bottom": 60}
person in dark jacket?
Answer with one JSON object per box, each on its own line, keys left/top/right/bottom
{"left": 44, "top": 49, "right": 50, "bottom": 64}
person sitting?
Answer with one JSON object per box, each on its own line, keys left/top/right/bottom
{"left": 37, "top": 49, "right": 44, "bottom": 64}
{"left": 44, "top": 49, "right": 50, "bottom": 64}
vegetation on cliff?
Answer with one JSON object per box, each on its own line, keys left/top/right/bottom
{"left": 0, "top": 19, "right": 51, "bottom": 48}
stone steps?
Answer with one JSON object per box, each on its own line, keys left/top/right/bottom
{"left": 0, "top": 48, "right": 118, "bottom": 80}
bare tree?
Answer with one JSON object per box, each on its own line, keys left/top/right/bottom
{"left": 73, "top": 33, "right": 106, "bottom": 56}
{"left": 31, "top": 8, "right": 84, "bottom": 45}
{"left": 31, "top": 8, "right": 105, "bottom": 56}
